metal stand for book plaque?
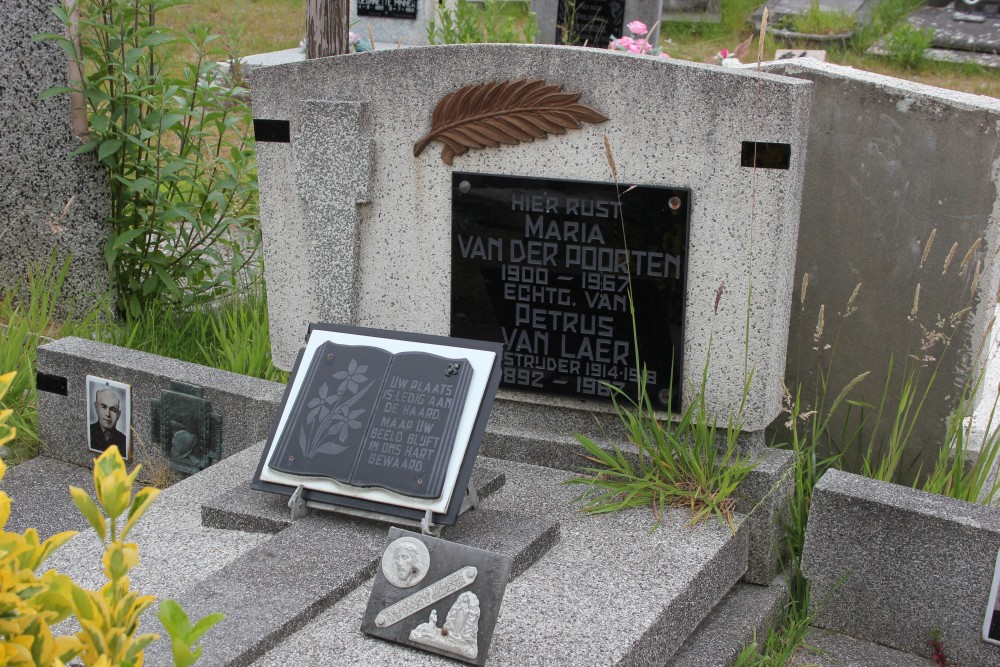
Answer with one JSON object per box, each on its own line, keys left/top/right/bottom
{"left": 252, "top": 324, "right": 503, "bottom": 536}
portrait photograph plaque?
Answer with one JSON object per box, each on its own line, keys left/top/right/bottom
{"left": 451, "top": 172, "right": 689, "bottom": 411}
{"left": 85, "top": 375, "right": 132, "bottom": 459}
{"left": 984, "top": 547, "right": 1000, "bottom": 644}
{"left": 253, "top": 324, "right": 503, "bottom": 526}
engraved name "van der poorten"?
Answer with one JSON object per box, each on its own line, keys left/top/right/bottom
{"left": 375, "top": 567, "right": 478, "bottom": 628}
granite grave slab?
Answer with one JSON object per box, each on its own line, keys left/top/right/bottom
{"left": 144, "top": 505, "right": 558, "bottom": 666}
{"left": 759, "top": 58, "right": 1000, "bottom": 479}
{"left": 250, "top": 459, "right": 749, "bottom": 666}
{"left": 802, "top": 469, "right": 1000, "bottom": 666}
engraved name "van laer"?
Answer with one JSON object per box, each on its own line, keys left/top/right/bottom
{"left": 375, "top": 567, "right": 478, "bottom": 628}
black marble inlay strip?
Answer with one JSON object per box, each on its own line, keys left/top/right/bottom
{"left": 253, "top": 119, "right": 291, "bottom": 143}
{"left": 741, "top": 141, "right": 791, "bottom": 169}
{"left": 35, "top": 372, "right": 67, "bottom": 396}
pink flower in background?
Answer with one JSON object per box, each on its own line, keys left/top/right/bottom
{"left": 615, "top": 36, "right": 634, "bottom": 48}
{"left": 659, "top": 52, "right": 671, "bottom": 59}
{"left": 348, "top": 31, "right": 361, "bottom": 45}
{"left": 627, "top": 20, "right": 648, "bottom": 35}
{"left": 627, "top": 42, "right": 643, "bottom": 53}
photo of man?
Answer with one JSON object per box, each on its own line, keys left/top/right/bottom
{"left": 86, "top": 376, "right": 131, "bottom": 458}
{"left": 983, "top": 548, "right": 1000, "bottom": 645}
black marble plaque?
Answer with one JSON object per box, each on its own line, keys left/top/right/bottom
{"left": 351, "top": 352, "right": 474, "bottom": 498}
{"left": 357, "top": 0, "right": 418, "bottom": 19}
{"left": 451, "top": 173, "right": 688, "bottom": 410}
{"left": 555, "top": 0, "right": 626, "bottom": 47}
{"left": 268, "top": 343, "right": 472, "bottom": 498}
{"left": 362, "top": 528, "right": 512, "bottom": 666}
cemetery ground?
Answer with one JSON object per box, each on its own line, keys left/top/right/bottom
{"left": 4, "top": 0, "right": 1000, "bottom": 665}
{"left": 160, "top": 0, "right": 1000, "bottom": 95}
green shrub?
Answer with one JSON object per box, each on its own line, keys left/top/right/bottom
{"left": 427, "top": 0, "right": 537, "bottom": 45}
{"left": 783, "top": 2, "right": 856, "bottom": 34}
{"left": 39, "top": 0, "right": 260, "bottom": 318}
{"left": 884, "top": 24, "right": 933, "bottom": 70}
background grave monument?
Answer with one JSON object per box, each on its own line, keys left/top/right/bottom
{"left": 1, "top": 0, "right": 111, "bottom": 314}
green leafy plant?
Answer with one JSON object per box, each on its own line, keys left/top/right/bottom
{"left": 427, "top": 0, "right": 537, "bottom": 45}
{"left": 0, "top": 252, "right": 113, "bottom": 460}
{"left": 566, "top": 138, "right": 755, "bottom": 531}
{"left": 69, "top": 446, "right": 223, "bottom": 665}
{"left": 567, "top": 358, "right": 757, "bottom": 531}
{"left": 884, "top": 24, "right": 934, "bottom": 70}
{"left": 39, "top": 0, "right": 260, "bottom": 318}
{"left": 780, "top": 1, "right": 856, "bottom": 35}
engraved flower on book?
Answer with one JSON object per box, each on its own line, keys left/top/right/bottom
{"left": 299, "top": 359, "right": 374, "bottom": 459}
{"left": 334, "top": 359, "right": 369, "bottom": 393}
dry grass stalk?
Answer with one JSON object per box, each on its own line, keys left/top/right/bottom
{"left": 813, "top": 304, "right": 825, "bottom": 342}
{"left": 909, "top": 283, "right": 921, "bottom": 321}
{"left": 130, "top": 428, "right": 174, "bottom": 489}
{"left": 714, "top": 280, "right": 725, "bottom": 314}
{"left": 970, "top": 259, "right": 982, "bottom": 297}
{"left": 961, "top": 237, "right": 983, "bottom": 272}
{"left": 919, "top": 228, "right": 937, "bottom": 269}
{"left": 844, "top": 282, "right": 862, "bottom": 318}
{"left": 800, "top": 272, "right": 809, "bottom": 307}
{"left": 757, "top": 8, "right": 768, "bottom": 64}
{"left": 942, "top": 242, "right": 958, "bottom": 275}
{"left": 603, "top": 134, "right": 618, "bottom": 183}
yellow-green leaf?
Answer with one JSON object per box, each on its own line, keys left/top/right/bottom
{"left": 121, "top": 487, "right": 159, "bottom": 540}
{"left": 69, "top": 487, "right": 107, "bottom": 542}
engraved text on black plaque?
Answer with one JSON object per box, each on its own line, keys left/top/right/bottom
{"left": 451, "top": 174, "right": 688, "bottom": 409}
{"left": 269, "top": 342, "right": 472, "bottom": 498}
{"left": 358, "top": 0, "right": 418, "bottom": 19}
{"left": 555, "top": 0, "right": 625, "bottom": 48}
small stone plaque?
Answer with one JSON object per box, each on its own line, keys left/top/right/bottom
{"left": 555, "top": 0, "right": 625, "bottom": 47}
{"left": 362, "top": 527, "right": 512, "bottom": 665}
{"left": 254, "top": 325, "right": 503, "bottom": 526}
{"left": 451, "top": 173, "right": 689, "bottom": 410}
{"left": 357, "top": 0, "right": 418, "bottom": 19}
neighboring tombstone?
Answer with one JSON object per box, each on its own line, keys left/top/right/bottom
{"left": 802, "top": 469, "right": 1000, "bottom": 666}
{"left": 761, "top": 58, "right": 1000, "bottom": 479}
{"left": 531, "top": 0, "right": 664, "bottom": 46}
{"left": 0, "top": 1, "right": 110, "bottom": 313}
{"left": 349, "top": 0, "right": 429, "bottom": 46}
{"left": 35, "top": 337, "right": 284, "bottom": 476}
{"left": 251, "top": 44, "right": 812, "bottom": 455}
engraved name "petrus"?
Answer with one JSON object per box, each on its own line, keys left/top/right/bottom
{"left": 375, "top": 567, "right": 478, "bottom": 628}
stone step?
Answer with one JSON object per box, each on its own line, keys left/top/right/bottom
{"left": 200, "top": 458, "right": 509, "bottom": 534}
{"left": 251, "top": 460, "right": 749, "bottom": 666}
{"left": 790, "top": 629, "right": 939, "bottom": 667}
{"left": 668, "top": 576, "right": 789, "bottom": 666}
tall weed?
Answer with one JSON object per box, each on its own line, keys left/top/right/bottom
{"left": 39, "top": 0, "right": 260, "bottom": 317}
